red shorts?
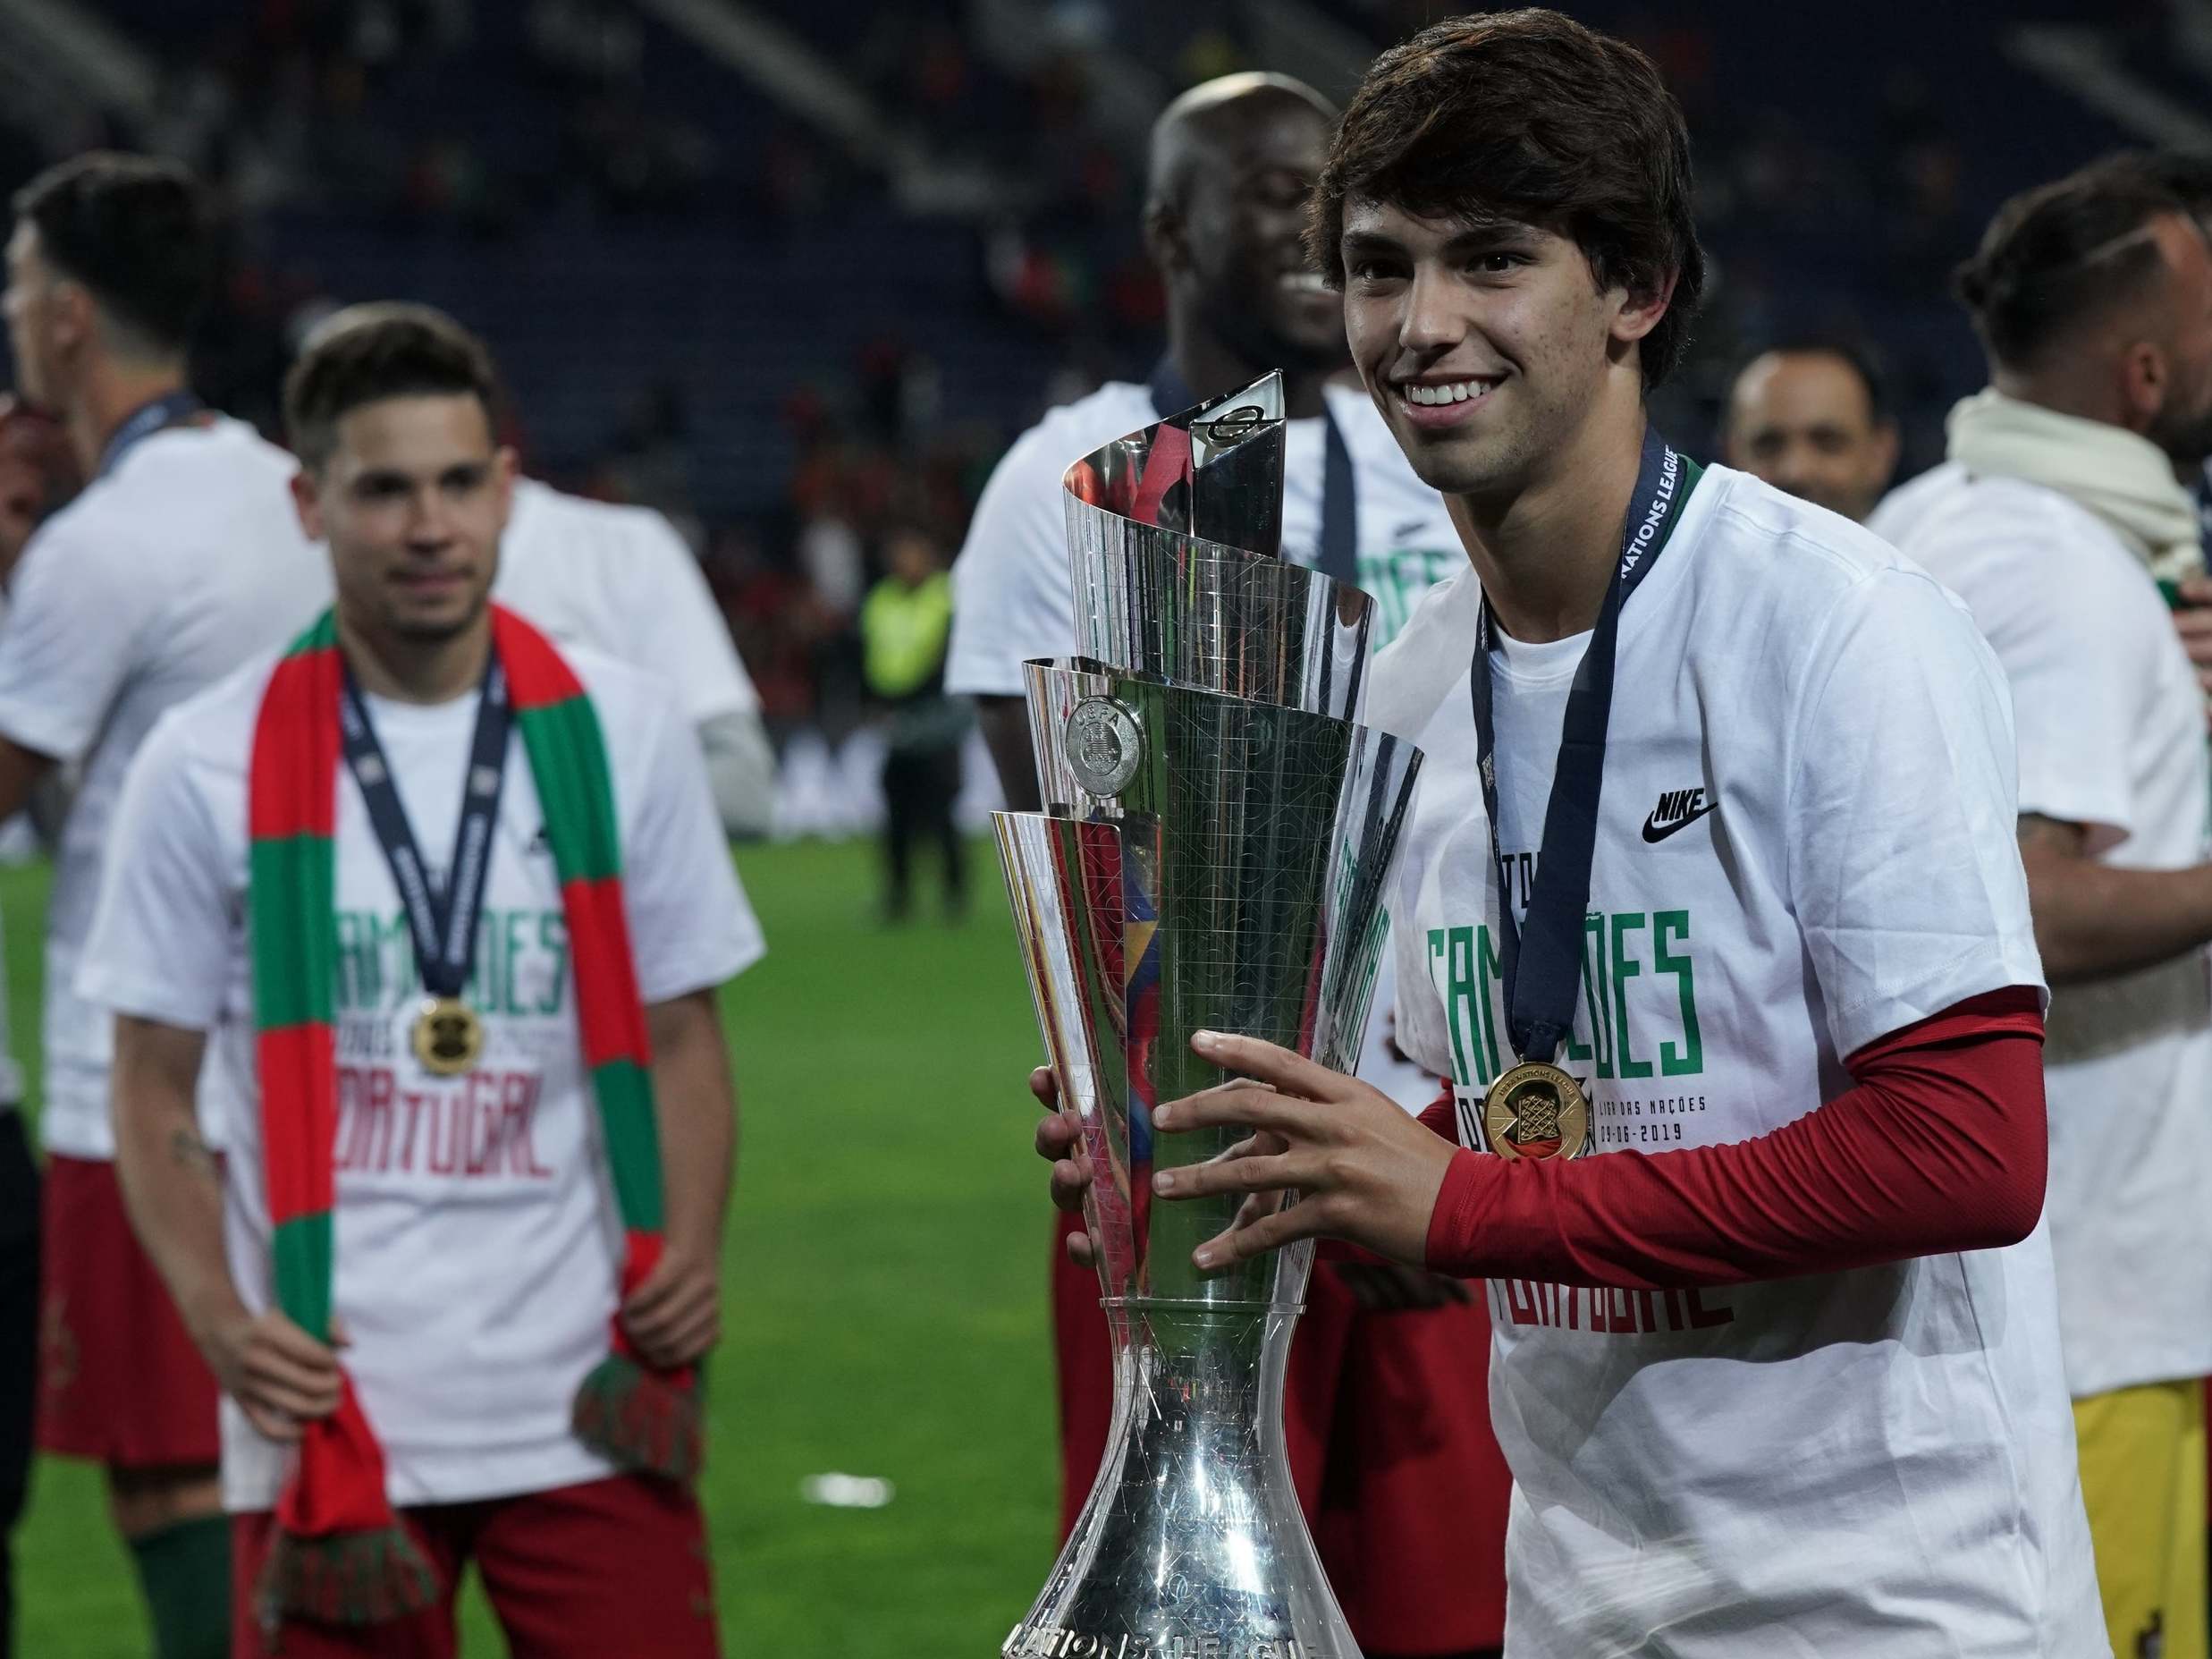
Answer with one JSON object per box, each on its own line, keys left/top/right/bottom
{"left": 37, "top": 1153, "right": 221, "bottom": 1468}
{"left": 231, "top": 1475, "right": 719, "bottom": 1658}
{"left": 1052, "top": 1210, "right": 1511, "bottom": 1654}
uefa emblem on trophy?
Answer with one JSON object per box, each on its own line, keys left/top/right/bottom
{"left": 993, "top": 374, "right": 1423, "bottom": 1659}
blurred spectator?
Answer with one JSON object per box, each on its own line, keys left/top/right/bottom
{"left": 1722, "top": 339, "right": 1900, "bottom": 522}
{"left": 0, "top": 400, "right": 73, "bottom": 588}
{"left": 859, "top": 524, "right": 966, "bottom": 921}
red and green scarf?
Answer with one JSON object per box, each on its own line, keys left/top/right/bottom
{"left": 247, "top": 604, "right": 699, "bottom": 1626}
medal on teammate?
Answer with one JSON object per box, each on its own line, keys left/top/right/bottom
{"left": 337, "top": 651, "right": 512, "bottom": 1079}
{"left": 1470, "top": 426, "right": 1703, "bottom": 1160}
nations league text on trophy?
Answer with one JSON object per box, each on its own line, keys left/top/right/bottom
{"left": 994, "top": 374, "right": 1423, "bottom": 1659}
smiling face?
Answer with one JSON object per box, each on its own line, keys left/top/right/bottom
{"left": 292, "top": 393, "right": 513, "bottom": 646}
{"left": 1339, "top": 198, "right": 1659, "bottom": 501}
{"left": 1166, "top": 98, "right": 1347, "bottom": 377}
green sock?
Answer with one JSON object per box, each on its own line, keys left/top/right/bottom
{"left": 128, "top": 1514, "right": 231, "bottom": 1659}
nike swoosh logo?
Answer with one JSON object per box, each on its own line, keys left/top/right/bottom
{"left": 1642, "top": 802, "right": 1718, "bottom": 843}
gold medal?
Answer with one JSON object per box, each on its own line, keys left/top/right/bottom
{"left": 410, "top": 996, "right": 484, "bottom": 1077}
{"left": 1482, "top": 1060, "right": 1589, "bottom": 1161}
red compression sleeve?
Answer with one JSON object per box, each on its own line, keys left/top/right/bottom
{"left": 1423, "top": 987, "right": 2047, "bottom": 1288}
{"left": 1416, "top": 1081, "right": 1456, "bottom": 1144}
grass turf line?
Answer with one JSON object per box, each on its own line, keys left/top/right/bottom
{"left": 10, "top": 838, "right": 1060, "bottom": 1655}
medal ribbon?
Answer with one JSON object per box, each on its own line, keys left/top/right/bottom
{"left": 1469, "top": 426, "right": 1704, "bottom": 1068}
{"left": 94, "top": 389, "right": 205, "bottom": 480}
{"left": 336, "top": 651, "right": 511, "bottom": 1006}
{"left": 1147, "top": 357, "right": 1357, "bottom": 584}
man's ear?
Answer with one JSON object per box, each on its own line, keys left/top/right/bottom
{"left": 1870, "top": 421, "right": 1902, "bottom": 487}
{"left": 47, "top": 280, "right": 96, "bottom": 356}
{"left": 290, "top": 464, "right": 325, "bottom": 543}
{"left": 1608, "top": 267, "right": 1679, "bottom": 349}
{"left": 1144, "top": 201, "right": 1195, "bottom": 280}
{"left": 2117, "top": 338, "right": 2166, "bottom": 436}
{"left": 491, "top": 445, "right": 518, "bottom": 530}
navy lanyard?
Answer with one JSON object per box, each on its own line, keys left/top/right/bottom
{"left": 94, "top": 391, "right": 204, "bottom": 481}
{"left": 337, "top": 653, "right": 513, "bottom": 1002}
{"left": 1146, "top": 357, "right": 1356, "bottom": 585}
{"left": 1469, "top": 426, "right": 1703, "bottom": 1066}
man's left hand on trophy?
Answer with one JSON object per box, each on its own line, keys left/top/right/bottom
{"left": 1032, "top": 1029, "right": 1458, "bottom": 1274}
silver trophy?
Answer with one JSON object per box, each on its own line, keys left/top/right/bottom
{"left": 995, "top": 374, "right": 1423, "bottom": 1659}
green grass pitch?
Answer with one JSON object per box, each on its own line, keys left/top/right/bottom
{"left": 8, "top": 837, "right": 1062, "bottom": 1655}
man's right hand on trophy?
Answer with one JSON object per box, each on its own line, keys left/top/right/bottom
{"left": 1032, "top": 1063, "right": 1293, "bottom": 1272}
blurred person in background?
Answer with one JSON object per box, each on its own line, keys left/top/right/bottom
{"left": 1872, "top": 154, "right": 2212, "bottom": 1659}
{"left": 0, "top": 394, "right": 68, "bottom": 1659}
{"left": 298, "top": 303, "right": 780, "bottom": 840}
{"left": 946, "top": 71, "right": 1507, "bottom": 1659}
{"left": 860, "top": 522, "right": 966, "bottom": 922}
{"left": 0, "top": 399, "right": 67, "bottom": 588}
{"left": 89, "top": 307, "right": 758, "bottom": 1659}
{"left": 0, "top": 152, "right": 329, "bottom": 1659}
{"left": 1722, "top": 337, "right": 1899, "bottom": 521}
{"left": 2135, "top": 153, "right": 2212, "bottom": 707}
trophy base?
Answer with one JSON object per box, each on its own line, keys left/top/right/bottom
{"left": 1003, "top": 1299, "right": 1358, "bottom": 1659}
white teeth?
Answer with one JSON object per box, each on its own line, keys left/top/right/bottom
{"left": 1401, "top": 379, "right": 1495, "bottom": 406}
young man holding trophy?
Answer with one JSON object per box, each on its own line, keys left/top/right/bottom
{"left": 1037, "top": 9, "right": 2105, "bottom": 1654}
{"left": 957, "top": 71, "right": 1508, "bottom": 1659}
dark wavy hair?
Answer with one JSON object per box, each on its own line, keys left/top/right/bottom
{"left": 13, "top": 152, "right": 212, "bottom": 356}
{"left": 284, "top": 305, "right": 504, "bottom": 470}
{"left": 1954, "top": 153, "right": 2193, "bottom": 371}
{"left": 1306, "top": 8, "right": 1705, "bottom": 387}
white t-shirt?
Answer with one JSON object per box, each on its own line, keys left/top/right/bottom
{"left": 946, "top": 377, "right": 1465, "bottom": 1106}
{"left": 1373, "top": 465, "right": 2103, "bottom": 1656}
{"left": 0, "top": 417, "right": 330, "bottom": 1159}
{"left": 495, "top": 478, "right": 757, "bottom": 724}
{"left": 1874, "top": 461, "right": 2212, "bottom": 1400}
{"left": 77, "top": 643, "right": 764, "bottom": 1511}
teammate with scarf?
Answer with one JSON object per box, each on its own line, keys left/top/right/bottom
{"left": 87, "top": 309, "right": 760, "bottom": 1657}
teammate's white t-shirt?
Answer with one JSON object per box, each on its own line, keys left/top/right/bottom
{"left": 0, "top": 417, "right": 328, "bottom": 1159}
{"left": 77, "top": 644, "right": 764, "bottom": 1511}
{"left": 1875, "top": 461, "right": 2212, "bottom": 1400}
{"left": 946, "top": 377, "right": 1464, "bottom": 1105}
{"left": 1372, "top": 465, "right": 2103, "bottom": 1656}
{"left": 495, "top": 478, "right": 758, "bottom": 724}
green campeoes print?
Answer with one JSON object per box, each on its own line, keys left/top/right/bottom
{"left": 1426, "top": 909, "right": 1706, "bottom": 1091}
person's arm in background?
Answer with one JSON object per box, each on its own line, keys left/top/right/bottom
{"left": 114, "top": 1013, "right": 339, "bottom": 1440}
{"left": 85, "top": 707, "right": 342, "bottom": 1440}
{"left": 2168, "top": 573, "right": 2212, "bottom": 732}
{"left": 945, "top": 420, "right": 1083, "bottom": 817}
{"left": 621, "top": 988, "right": 739, "bottom": 1367}
{"left": 696, "top": 711, "right": 778, "bottom": 840}
{"left": 621, "top": 508, "right": 780, "bottom": 839}
{"left": 1961, "top": 532, "right": 2212, "bottom": 987}
{"left": 0, "top": 509, "right": 153, "bottom": 822}
{"left": 977, "top": 698, "right": 1041, "bottom": 814}
{"left": 613, "top": 672, "right": 767, "bottom": 1362}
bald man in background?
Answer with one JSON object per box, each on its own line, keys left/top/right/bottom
{"left": 1723, "top": 339, "right": 1900, "bottom": 522}
{"left": 949, "top": 73, "right": 1507, "bottom": 1658}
